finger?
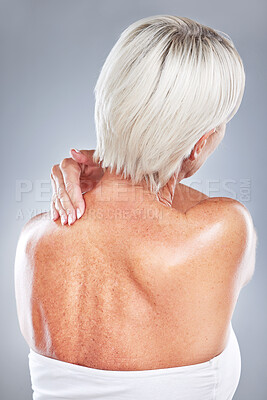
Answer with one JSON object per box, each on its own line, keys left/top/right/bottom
{"left": 55, "top": 195, "right": 68, "bottom": 225}
{"left": 51, "top": 165, "right": 76, "bottom": 225}
{"left": 70, "top": 149, "right": 104, "bottom": 182}
{"left": 70, "top": 149, "right": 95, "bottom": 166}
{"left": 50, "top": 173, "right": 60, "bottom": 221}
{"left": 51, "top": 201, "right": 59, "bottom": 221}
{"left": 51, "top": 174, "right": 68, "bottom": 225}
{"left": 59, "top": 157, "right": 85, "bottom": 220}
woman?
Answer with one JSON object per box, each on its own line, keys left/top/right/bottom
{"left": 15, "top": 15, "right": 257, "bottom": 400}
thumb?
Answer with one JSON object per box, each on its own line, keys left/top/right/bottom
{"left": 70, "top": 148, "right": 92, "bottom": 164}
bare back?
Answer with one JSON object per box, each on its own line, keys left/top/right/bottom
{"left": 15, "top": 183, "right": 253, "bottom": 371}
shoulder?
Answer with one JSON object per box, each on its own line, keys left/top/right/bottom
{"left": 14, "top": 211, "right": 57, "bottom": 345}
{"left": 174, "top": 181, "right": 253, "bottom": 226}
{"left": 172, "top": 183, "right": 209, "bottom": 212}
{"left": 186, "top": 195, "right": 256, "bottom": 234}
{"left": 16, "top": 211, "right": 52, "bottom": 245}
{"left": 185, "top": 195, "right": 257, "bottom": 287}
{"left": 170, "top": 182, "right": 256, "bottom": 251}
{"left": 15, "top": 211, "right": 60, "bottom": 269}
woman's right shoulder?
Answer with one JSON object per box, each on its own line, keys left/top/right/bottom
{"left": 173, "top": 183, "right": 256, "bottom": 241}
{"left": 176, "top": 183, "right": 254, "bottom": 225}
{"left": 187, "top": 195, "right": 255, "bottom": 229}
{"left": 186, "top": 195, "right": 257, "bottom": 289}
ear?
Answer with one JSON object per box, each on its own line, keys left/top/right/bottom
{"left": 189, "top": 128, "right": 216, "bottom": 161}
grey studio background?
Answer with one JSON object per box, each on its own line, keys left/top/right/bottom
{"left": 1, "top": 0, "right": 266, "bottom": 399}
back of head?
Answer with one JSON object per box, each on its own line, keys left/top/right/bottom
{"left": 93, "top": 15, "right": 245, "bottom": 193}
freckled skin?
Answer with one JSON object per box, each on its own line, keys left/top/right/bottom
{"left": 14, "top": 182, "right": 252, "bottom": 371}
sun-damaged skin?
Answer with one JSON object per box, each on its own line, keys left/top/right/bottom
{"left": 14, "top": 178, "right": 257, "bottom": 371}
{"left": 15, "top": 124, "right": 257, "bottom": 370}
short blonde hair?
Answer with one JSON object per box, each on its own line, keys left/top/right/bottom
{"left": 93, "top": 15, "right": 245, "bottom": 193}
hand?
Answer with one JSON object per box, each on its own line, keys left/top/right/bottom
{"left": 50, "top": 149, "right": 104, "bottom": 225}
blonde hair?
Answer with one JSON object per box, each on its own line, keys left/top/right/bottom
{"left": 93, "top": 15, "right": 245, "bottom": 193}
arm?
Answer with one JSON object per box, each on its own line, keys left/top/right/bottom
{"left": 226, "top": 199, "right": 258, "bottom": 290}
{"left": 239, "top": 213, "right": 258, "bottom": 288}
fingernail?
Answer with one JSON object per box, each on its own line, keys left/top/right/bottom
{"left": 73, "top": 148, "right": 81, "bottom": 153}
{"left": 61, "top": 215, "right": 67, "bottom": 225}
{"left": 76, "top": 208, "right": 82, "bottom": 219}
{"left": 68, "top": 214, "right": 74, "bottom": 225}
{"left": 52, "top": 210, "right": 57, "bottom": 220}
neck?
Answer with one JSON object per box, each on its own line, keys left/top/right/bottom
{"left": 96, "top": 168, "right": 180, "bottom": 208}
